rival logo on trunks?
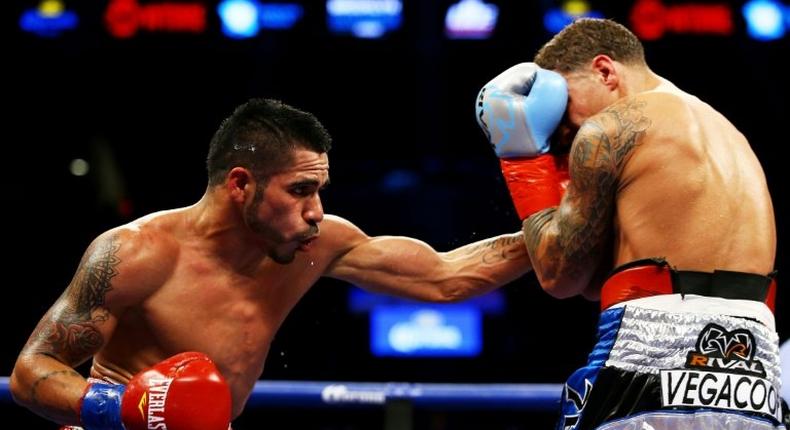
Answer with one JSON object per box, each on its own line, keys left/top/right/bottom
{"left": 140, "top": 377, "right": 173, "bottom": 430}
{"left": 685, "top": 323, "right": 766, "bottom": 377}
{"left": 660, "top": 369, "right": 781, "bottom": 422}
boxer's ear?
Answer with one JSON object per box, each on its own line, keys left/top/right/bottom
{"left": 226, "top": 167, "right": 254, "bottom": 204}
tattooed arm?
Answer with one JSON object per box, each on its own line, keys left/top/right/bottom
{"left": 523, "top": 99, "right": 651, "bottom": 298}
{"left": 324, "top": 216, "right": 531, "bottom": 302}
{"left": 9, "top": 228, "right": 166, "bottom": 425}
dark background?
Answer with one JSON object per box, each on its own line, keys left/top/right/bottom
{"left": 5, "top": 0, "right": 789, "bottom": 428}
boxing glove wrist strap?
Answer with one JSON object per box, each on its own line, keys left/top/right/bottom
{"left": 500, "top": 154, "right": 562, "bottom": 220}
{"left": 80, "top": 383, "right": 126, "bottom": 430}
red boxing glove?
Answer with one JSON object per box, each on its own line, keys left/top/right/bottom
{"left": 121, "top": 352, "right": 231, "bottom": 430}
{"left": 79, "top": 352, "right": 231, "bottom": 430}
{"left": 500, "top": 154, "right": 566, "bottom": 220}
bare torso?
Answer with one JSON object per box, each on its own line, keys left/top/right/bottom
{"left": 614, "top": 79, "right": 775, "bottom": 273}
{"left": 91, "top": 210, "right": 354, "bottom": 418}
{"left": 11, "top": 143, "right": 532, "bottom": 427}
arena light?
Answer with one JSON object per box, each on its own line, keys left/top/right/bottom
{"left": 218, "top": 0, "right": 260, "bottom": 38}
{"left": 259, "top": 3, "right": 304, "bottom": 29}
{"left": 380, "top": 169, "right": 419, "bottom": 192}
{"left": 104, "top": 0, "right": 207, "bottom": 39}
{"left": 326, "top": 0, "right": 402, "bottom": 38}
{"left": 544, "top": 0, "right": 603, "bottom": 34}
{"left": 742, "top": 0, "right": 785, "bottom": 41}
{"left": 348, "top": 288, "right": 505, "bottom": 315}
{"left": 371, "top": 305, "right": 482, "bottom": 357}
{"left": 69, "top": 159, "right": 90, "bottom": 177}
{"left": 444, "top": 0, "right": 499, "bottom": 40}
{"left": 20, "top": 0, "right": 78, "bottom": 38}
{"left": 629, "top": 0, "right": 733, "bottom": 41}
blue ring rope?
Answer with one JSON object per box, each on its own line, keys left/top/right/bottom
{"left": 0, "top": 377, "right": 562, "bottom": 410}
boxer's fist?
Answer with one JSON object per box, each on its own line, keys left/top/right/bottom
{"left": 121, "top": 352, "right": 231, "bottom": 430}
{"left": 476, "top": 63, "right": 570, "bottom": 220}
{"left": 80, "top": 352, "right": 231, "bottom": 430}
{"left": 476, "top": 63, "right": 567, "bottom": 158}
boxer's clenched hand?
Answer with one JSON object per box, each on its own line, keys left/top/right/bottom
{"left": 476, "top": 63, "right": 568, "bottom": 220}
{"left": 79, "top": 352, "right": 231, "bottom": 430}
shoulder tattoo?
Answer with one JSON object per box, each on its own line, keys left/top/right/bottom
{"left": 28, "top": 234, "right": 122, "bottom": 364}
{"left": 524, "top": 99, "right": 651, "bottom": 277}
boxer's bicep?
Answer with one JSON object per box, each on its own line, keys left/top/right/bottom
{"left": 22, "top": 233, "right": 124, "bottom": 367}
{"left": 328, "top": 232, "right": 531, "bottom": 302}
{"left": 524, "top": 99, "right": 650, "bottom": 297}
{"left": 326, "top": 235, "right": 451, "bottom": 300}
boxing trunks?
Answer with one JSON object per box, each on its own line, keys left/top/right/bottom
{"left": 557, "top": 258, "right": 787, "bottom": 429}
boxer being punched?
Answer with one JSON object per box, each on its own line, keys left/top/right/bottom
{"left": 477, "top": 18, "right": 784, "bottom": 429}
{"left": 10, "top": 98, "right": 533, "bottom": 429}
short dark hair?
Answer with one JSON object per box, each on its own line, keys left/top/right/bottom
{"left": 206, "top": 98, "right": 332, "bottom": 186}
{"left": 534, "top": 18, "right": 646, "bottom": 72}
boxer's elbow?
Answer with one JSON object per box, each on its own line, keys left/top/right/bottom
{"left": 9, "top": 373, "right": 24, "bottom": 406}
{"left": 437, "top": 286, "right": 468, "bottom": 303}
{"left": 9, "top": 353, "right": 62, "bottom": 408}
{"left": 533, "top": 251, "right": 599, "bottom": 299}
{"left": 540, "top": 282, "right": 578, "bottom": 299}
{"left": 9, "top": 361, "right": 33, "bottom": 407}
{"left": 537, "top": 271, "right": 587, "bottom": 299}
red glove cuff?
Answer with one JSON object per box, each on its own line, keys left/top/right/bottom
{"left": 499, "top": 154, "right": 562, "bottom": 220}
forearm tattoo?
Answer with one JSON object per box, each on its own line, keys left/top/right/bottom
{"left": 523, "top": 208, "right": 557, "bottom": 272}
{"left": 524, "top": 99, "right": 650, "bottom": 278}
{"left": 29, "top": 369, "right": 82, "bottom": 408}
{"left": 460, "top": 235, "right": 524, "bottom": 265}
{"left": 27, "top": 235, "right": 121, "bottom": 364}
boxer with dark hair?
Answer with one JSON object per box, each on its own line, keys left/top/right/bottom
{"left": 477, "top": 18, "right": 784, "bottom": 430}
{"left": 11, "top": 98, "right": 533, "bottom": 429}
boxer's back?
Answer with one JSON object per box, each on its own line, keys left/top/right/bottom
{"left": 614, "top": 80, "right": 775, "bottom": 274}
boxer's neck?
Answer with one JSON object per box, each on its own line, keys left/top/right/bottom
{"left": 185, "top": 188, "right": 268, "bottom": 269}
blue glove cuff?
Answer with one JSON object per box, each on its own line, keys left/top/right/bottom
{"left": 80, "top": 383, "right": 126, "bottom": 430}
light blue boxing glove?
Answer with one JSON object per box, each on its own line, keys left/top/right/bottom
{"left": 476, "top": 62, "right": 568, "bottom": 157}
{"left": 475, "top": 63, "right": 569, "bottom": 219}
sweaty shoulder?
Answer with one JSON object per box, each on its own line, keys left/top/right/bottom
{"left": 573, "top": 85, "right": 721, "bottom": 188}
{"left": 91, "top": 211, "right": 181, "bottom": 307}
{"left": 573, "top": 94, "right": 654, "bottom": 184}
{"left": 315, "top": 215, "right": 370, "bottom": 261}
{"left": 635, "top": 81, "right": 733, "bottom": 140}
{"left": 638, "top": 89, "right": 697, "bottom": 126}
{"left": 618, "top": 84, "right": 744, "bottom": 176}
